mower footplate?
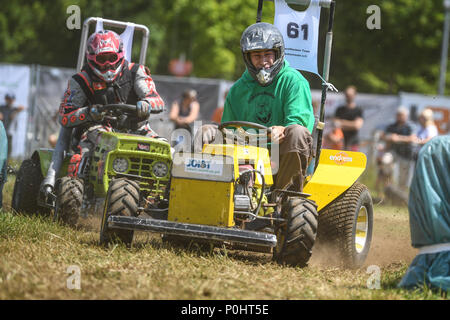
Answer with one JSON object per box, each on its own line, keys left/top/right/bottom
{"left": 107, "top": 216, "right": 277, "bottom": 247}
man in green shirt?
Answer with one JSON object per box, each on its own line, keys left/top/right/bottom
{"left": 195, "top": 22, "right": 314, "bottom": 192}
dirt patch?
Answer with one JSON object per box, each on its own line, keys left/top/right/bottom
{"left": 365, "top": 205, "right": 417, "bottom": 267}
{"left": 310, "top": 205, "right": 418, "bottom": 269}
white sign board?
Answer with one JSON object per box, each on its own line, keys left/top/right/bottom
{"left": 274, "top": 0, "right": 321, "bottom": 75}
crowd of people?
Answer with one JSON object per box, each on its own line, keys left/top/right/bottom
{"left": 320, "top": 85, "right": 443, "bottom": 194}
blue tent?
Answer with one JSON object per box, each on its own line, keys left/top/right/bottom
{"left": 398, "top": 135, "right": 450, "bottom": 292}
{"left": 0, "top": 120, "right": 7, "bottom": 208}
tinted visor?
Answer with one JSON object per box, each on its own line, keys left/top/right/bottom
{"left": 95, "top": 53, "right": 119, "bottom": 65}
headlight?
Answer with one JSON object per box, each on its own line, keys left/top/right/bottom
{"left": 112, "top": 157, "right": 129, "bottom": 173}
{"left": 152, "top": 161, "right": 168, "bottom": 178}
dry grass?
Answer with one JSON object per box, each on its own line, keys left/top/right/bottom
{"left": 0, "top": 176, "right": 446, "bottom": 300}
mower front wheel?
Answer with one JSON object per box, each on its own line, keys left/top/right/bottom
{"left": 54, "top": 177, "right": 84, "bottom": 227}
{"left": 100, "top": 178, "right": 140, "bottom": 246}
{"left": 273, "top": 197, "right": 318, "bottom": 267}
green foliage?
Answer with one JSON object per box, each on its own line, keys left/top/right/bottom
{"left": 0, "top": 0, "right": 448, "bottom": 94}
{"left": 331, "top": 0, "right": 448, "bottom": 95}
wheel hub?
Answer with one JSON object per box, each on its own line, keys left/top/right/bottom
{"left": 355, "top": 206, "right": 368, "bottom": 254}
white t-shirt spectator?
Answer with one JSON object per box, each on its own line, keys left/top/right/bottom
{"left": 416, "top": 125, "right": 438, "bottom": 142}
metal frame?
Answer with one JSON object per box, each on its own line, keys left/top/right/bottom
{"left": 77, "top": 17, "right": 150, "bottom": 72}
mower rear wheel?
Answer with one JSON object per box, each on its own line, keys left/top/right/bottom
{"left": 273, "top": 197, "right": 318, "bottom": 267}
{"left": 100, "top": 178, "right": 140, "bottom": 246}
{"left": 11, "top": 158, "right": 50, "bottom": 216}
{"left": 54, "top": 177, "right": 84, "bottom": 227}
{"left": 316, "top": 182, "right": 373, "bottom": 269}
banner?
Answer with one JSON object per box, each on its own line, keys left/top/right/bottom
{"left": 274, "top": 0, "right": 321, "bottom": 75}
{"left": 0, "top": 64, "right": 31, "bottom": 158}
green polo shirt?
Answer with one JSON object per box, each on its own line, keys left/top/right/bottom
{"left": 221, "top": 60, "right": 314, "bottom": 133}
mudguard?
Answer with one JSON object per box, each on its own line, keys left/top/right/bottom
{"left": 304, "top": 149, "right": 367, "bottom": 212}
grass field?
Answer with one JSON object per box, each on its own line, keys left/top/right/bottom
{"left": 0, "top": 175, "right": 447, "bottom": 300}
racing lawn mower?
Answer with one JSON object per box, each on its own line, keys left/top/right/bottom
{"left": 101, "top": 0, "right": 373, "bottom": 268}
{"left": 12, "top": 18, "right": 171, "bottom": 227}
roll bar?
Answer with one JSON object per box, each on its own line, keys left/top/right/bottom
{"left": 77, "top": 17, "right": 150, "bottom": 72}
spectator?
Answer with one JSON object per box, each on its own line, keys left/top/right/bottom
{"left": 170, "top": 89, "right": 200, "bottom": 135}
{"left": 381, "top": 106, "right": 415, "bottom": 191}
{"left": 170, "top": 89, "right": 200, "bottom": 147}
{"left": 0, "top": 93, "right": 25, "bottom": 157}
{"left": 398, "top": 136, "right": 450, "bottom": 292}
{"left": 333, "top": 85, "right": 364, "bottom": 151}
{"left": 0, "top": 120, "right": 7, "bottom": 210}
{"left": 414, "top": 108, "right": 438, "bottom": 147}
{"left": 322, "top": 119, "right": 344, "bottom": 150}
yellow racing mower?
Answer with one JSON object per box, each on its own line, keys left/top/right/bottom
{"left": 101, "top": 120, "right": 373, "bottom": 268}
{"left": 100, "top": 0, "right": 373, "bottom": 268}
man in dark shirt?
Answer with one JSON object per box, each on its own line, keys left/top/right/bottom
{"left": 333, "top": 85, "right": 364, "bottom": 151}
{"left": 0, "top": 93, "right": 25, "bottom": 157}
{"left": 381, "top": 107, "right": 415, "bottom": 191}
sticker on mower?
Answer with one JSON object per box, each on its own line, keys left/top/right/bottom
{"left": 329, "top": 152, "right": 353, "bottom": 165}
{"left": 185, "top": 158, "right": 224, "bottom": 176}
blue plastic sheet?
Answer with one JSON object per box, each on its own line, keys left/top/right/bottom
{"left": 398, "top": 135, "right": 450, "bottom": 292}
{"left": 0, "top": 120, "right": 7, "bottom": 208}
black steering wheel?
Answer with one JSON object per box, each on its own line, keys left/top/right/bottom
{"left": 218, "top": 121, "right": 272, "bottom": 143}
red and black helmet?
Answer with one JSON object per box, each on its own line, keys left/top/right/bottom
{"left": 86, "top": 30, "right": 125, "bottom": 83}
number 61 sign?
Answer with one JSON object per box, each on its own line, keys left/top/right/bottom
{"left": 274, "top": 0, "right": 321, "bottom": 75}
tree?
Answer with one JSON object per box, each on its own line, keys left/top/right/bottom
{"left": 0, "top": 0, "right": 448, "bottom": 95}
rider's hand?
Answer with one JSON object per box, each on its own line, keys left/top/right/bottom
{"left": 89, "top": 105, "right": 104, "bottom": 121}
{"left": 270, "top": 126, "right": 286, "bottom": 144}
{"left": 136, "top": 100, "right": 151, "bottom": 119}
{"left": 202, "top": 125, "right": 218, "bottom": 144}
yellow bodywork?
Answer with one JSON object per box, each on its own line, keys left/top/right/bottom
{"left": 304, "top": 149, "right": 367, "bottom": 211}
{"left": 168, "top": 178, "right": 235, "bottom": 227}
{"left": 168, "top": 144, "right": 273, "bottom": 227}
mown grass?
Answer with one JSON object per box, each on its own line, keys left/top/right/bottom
{"left": 0, "top": 172, "right": 446, "bottom": 300}
{"left": 0, "top": 209, "right": 446, "bottom": 300}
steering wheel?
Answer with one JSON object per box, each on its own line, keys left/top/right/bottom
{"left": 218, "top": 121, "right": 272, "bottom": 143}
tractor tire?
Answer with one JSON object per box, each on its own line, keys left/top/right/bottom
{"left": 54, "top": 177, "right": 84, "bottom": 227}
{"left": 100, "top": 178, "right": 140, "bottom": 246}
{"left": 11, "top": 158, "right": 50, "bottom": 216}
{"left": 316, "top": 182, "right": 373, "bottom": 269}
{"left": 273, "top": 197, "right": 318, "bottom": 267}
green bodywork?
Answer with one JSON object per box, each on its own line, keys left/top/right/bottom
{"left": 36, "top": 131, "right": 172, "bottom": 198}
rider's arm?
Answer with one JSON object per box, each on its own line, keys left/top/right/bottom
{"left": 58, "top": 78, "right": 94, "bottom": 128}
{"left": 133, "top": 65, "right": 164, "bottom": 113}
{"left": 283, "top": 76, "right": 315, "bottom": 133}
